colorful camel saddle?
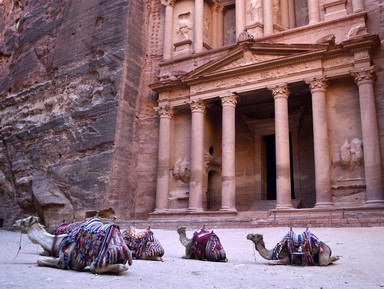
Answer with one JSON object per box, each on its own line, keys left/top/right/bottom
{"left": 57, "top": 218, "right": 131, "bottom": 271}
{"left": 191, "top": 228, "right": 226, "bottom": 261}
{"left": 53, "top": 222, "right": 79, "bottom": 235}
{"left": 272, "top": 228, "right": 322, "bottom": 266}
{"left": 122, "top": 226, "right": 164, "bottom": 260}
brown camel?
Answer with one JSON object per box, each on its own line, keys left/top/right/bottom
{"left": 246, "top": 230, "right": 339, "bottom": 266}
{"left": 177, "top": 226, "right": 227, "bottom": 262}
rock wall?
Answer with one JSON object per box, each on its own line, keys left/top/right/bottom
{"left": 0, "top": 0, "right": 149, "bottom": 229}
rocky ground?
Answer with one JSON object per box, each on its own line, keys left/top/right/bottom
{"left": 1, "top": 226, "right": 383, "bottom": 289}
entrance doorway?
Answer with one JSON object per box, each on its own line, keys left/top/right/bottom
{"left": 206, "top": 170, "right": 220, "bottom": 210}
{"left": 264, "top": 134, "right": 295, "bottom": 200}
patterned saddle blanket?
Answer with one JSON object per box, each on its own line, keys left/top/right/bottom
{"left": 191, "top": 228, "right": 226, "bottom": 262}
{"left": 272, "top": 228, "right": 321, "bottom": 266}
{"left": 58, "top": 218, "right": 131, "bottom": 271}
{"left": 122, "top": 226, "right": 164, "bottom": 260}
{"left": 53, "top": 222, "right": 79, "bottom": 235}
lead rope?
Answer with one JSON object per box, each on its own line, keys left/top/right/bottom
{"left": 14, "top": 232, "right": 22, "bottom": 261}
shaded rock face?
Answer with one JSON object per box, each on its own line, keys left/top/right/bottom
{"left": 0, "top": 0, "right": 149, "bottom": 229}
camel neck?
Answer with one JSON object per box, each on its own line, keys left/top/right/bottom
{"left": 27, "top": 225, "right": 55, "bottom": 252}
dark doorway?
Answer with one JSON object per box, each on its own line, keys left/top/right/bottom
{"left": 207, "top": 170, "right": 219, "bottom": 210}
{"left": 265, "top": 135, "right": 276, "bottom": 200}
{"left": 264, "top": 134, "right": 295, "bottom": 200}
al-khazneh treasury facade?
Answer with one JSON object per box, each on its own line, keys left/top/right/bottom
{"left": 149, "top": 0, "right": 384, "bottom": 214}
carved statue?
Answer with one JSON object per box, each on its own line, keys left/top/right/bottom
{"left": 340, "top": 138, "right": 363, "bottom": 170}
{"left": 172, "top": 158, "right": 190, "bottom": 183}
{"left": 176, "top": 13, "right": 192, "bottom": 41}
{"left": 248, "top": 0, "right": 262, "bottom": 23}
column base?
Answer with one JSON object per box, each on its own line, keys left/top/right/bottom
{"left": 219, "top": 206, "right": 238, "bottom": 213}
{"left": 276, "top": 203, "right": 293, "bottom": 209}
{"left": 364, "top": 200, "right": 384, "bottom": 207}
{"left": 152, "top": 208, "right": 169, "bottom": 214}
{"left": 315, "top": 202, "right": 334, "bottom": 208}
{"left": 187, "top": 207, "right": 203, "bottom": 212}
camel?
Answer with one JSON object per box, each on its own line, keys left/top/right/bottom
{"left": 246, "top": 228, "right": 340, "bottom": 266}
{"left": 122, "top": 226, "right": 165, "bottom": 261}
{"left": 13, "top": 216, "right": 133, "bottom": 274}
{"left": 177, "top": 226, "right": 227, "bottom": 262}
{"left": 53, "top": 221, "right": 165, "bottom": 261}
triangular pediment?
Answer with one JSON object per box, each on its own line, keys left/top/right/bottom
{"left": 180, "top": 41, "right": 329, "bottom": 84}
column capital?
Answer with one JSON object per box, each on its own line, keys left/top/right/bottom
{"left": 157, "top": 105, "right": 173, "bottom": 118}
{"left": 161, "top": 0, "right": 175, "bottom": 7}
{"left": 352, "top": 66, "right": 375, "bottom": 85}
{"left": 305, "top": 76, "right": 328, "bottom": 92}
{"left": 220, "top": 93, "right": 238, "bottom": 107}
{"left": 268, "top": 83, "right": 289, "bottom": 99}
{"left": 190, "top": 99, "right": 206, "bottom": 113}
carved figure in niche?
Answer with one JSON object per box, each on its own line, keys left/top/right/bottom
{"left": 225, "top": 25, "right": 236, "bottom": 45}
{"left": 272, "top": 0, "right": 280, "bottom": 25}
{"left": 176, "top": 13, "right": 192, "bottom": 41}
{"left": 172, "top": 158, "right": 190, "bottom": 183}
{"left": 248, "top": 0, "right": 262, "bottom": 23}
{"left": 340, "top": 138, "right": 363, "bottom": 170}
{"left": 203, "top": 17, "right": 210, "bottom": 39}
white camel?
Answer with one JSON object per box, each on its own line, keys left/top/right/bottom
{"left": 13, "top": 216, "right": 132, "bottom": 274}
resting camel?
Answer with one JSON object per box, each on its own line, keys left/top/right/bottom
{"left": 246, "top": 228, "right": 339, "bottom": 266}
{"left": 53, "top": 222, "right": 165, "bottom": 261}
{"left": 177, "top": 226, "right": 227, "bottom": 262}
{"left": 122, "top": 226, "right": 165, "bottom": 261}
{"left": 13, "top": 216, "right": 132, "bottom": 274}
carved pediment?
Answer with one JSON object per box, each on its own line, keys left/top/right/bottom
{"left": 180, "top": 42, "right": 329, "bottom": 84}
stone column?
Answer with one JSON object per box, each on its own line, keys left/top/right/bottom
{"left": 154, "top": 105, "right": 173, "bottom": 212}
{"left": 352, "top": 0, "right": 364, "bottom": 13}
{"left": 161, "top": 0, "right": 175, "bottom": 60}
{"left": 306, "top": 77, "right": 334, "bottom": 207}
{"left": 352, "top": 67, "right": 384, "bottom": 206}
{"left": 280, "top": 0, "right": 290, "bottom": 29}
{"left": 288, "top": 0, "right": 296, "bottom": 28}
{"left": 235, "top": 0, "right": 246, "bottom": 39}
{"left": 194, "top": 0, "right": 204, "bottom": 53}
{"left": 263, "top": 0, "right": 274, "bottom": 35}
{"left": 308, "top": 0, "right": 320, "bottom": 24}
{"left": 220, "top": 93, "right": 238, "bottom": 212}
{"left": 268, "top": 84, "right": 293, "bottom": 209}
{"left": 189, "top": 100, "right": 205, "bottom": 211}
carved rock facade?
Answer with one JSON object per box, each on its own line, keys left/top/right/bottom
{"left": 0, "top": 0, "right": 384, "bottom": 229}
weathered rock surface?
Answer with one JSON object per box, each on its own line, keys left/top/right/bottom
{"left": 0, "top": 0, "right": 153, "bottom": 230}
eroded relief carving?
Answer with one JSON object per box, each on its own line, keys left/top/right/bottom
{"left": 346, "top": 23, "right": 367, "bottom": 40}
{"left": 225, "top": 26, "right": 236, "bottom": 45}
{"left": 176, "top": 13, "right": 192, "bottom": 41}
{"left": 339, "top": 138, "right": 364, "bottom": 170}
{"left": 248, "top": 0, "right": 263, "bottom": 23}
{"left": 272, "top": 0, "right": 280, "bottom": 25}
{"left": 172, "top": 158, "right": 190, "bottom": 183}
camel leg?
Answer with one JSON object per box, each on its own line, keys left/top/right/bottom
{"left": 319, "top": 255, "right": 340, "bottom": 266}
{"left": 267, "top": 256, "right": 290, "bottom": 265}
{"left": 37, "top": 257, "right": 60, "bottom": 268}
{"left": 89, "top": 263, "right": 129, "bottom": 274}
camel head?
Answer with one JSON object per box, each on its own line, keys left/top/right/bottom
{"left": 13, "top": 216, "right": 40, "bottom": 233}
{"left": 177, "top": 226, "right": 187, "bottom": 235}
{"left": 246, "top": 233, "right": 265, "bottom": 247}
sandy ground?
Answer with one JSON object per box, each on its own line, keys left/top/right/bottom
{"left": 1, "top": 226, "right": 384, "bottom": 289}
